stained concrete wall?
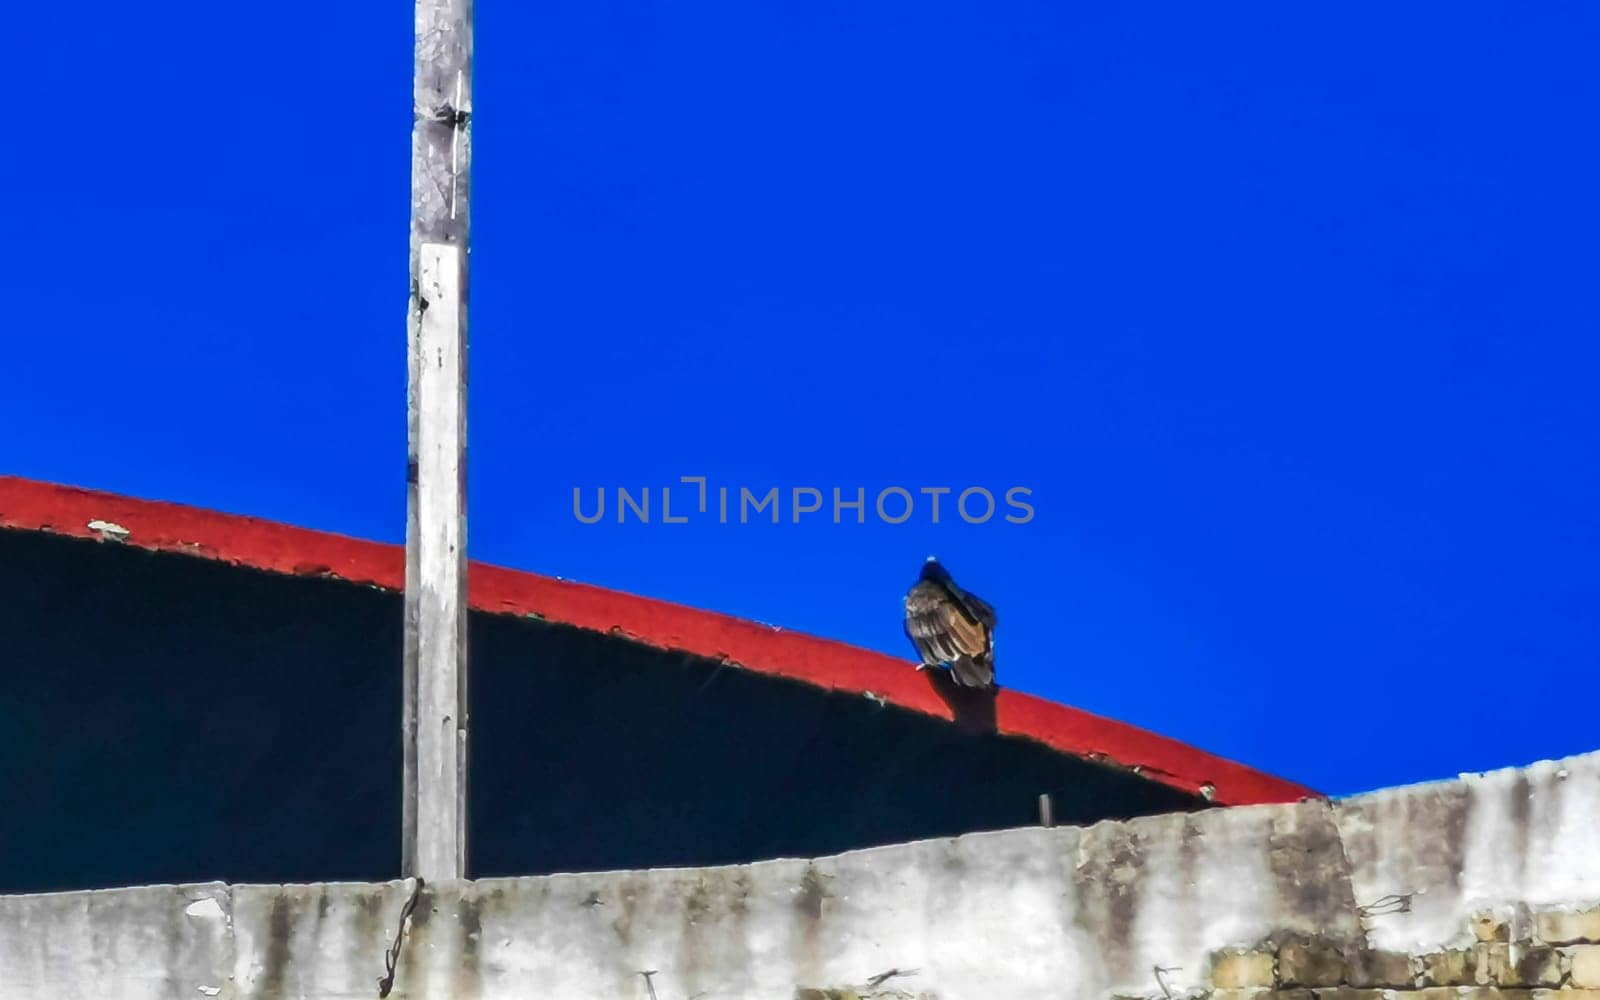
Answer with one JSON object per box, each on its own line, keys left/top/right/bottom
{"left": 1338, "top": 753, "right": 1600, "bottom": 954}
{"left": 2, "top": 749, "right": 1596, "bottom": 1000}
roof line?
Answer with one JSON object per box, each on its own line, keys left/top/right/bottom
{"left": 0, "top": 475, "right": 1318, "bottom": 806}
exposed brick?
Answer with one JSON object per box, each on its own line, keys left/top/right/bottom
{"left": 1569, "top": 945, "right": 1600, "bottom": 988}
{"left": 1537, "top": 908, "right": 1600, "bottom": 945}
{"left": 1472, "top": 911, "right": 1512, "bottom": 943}
{"left": 1475, "top": 944, "right": 1511, "bottom": 986}
{"left": 1311, "top": 988, "right": 1386, "bottom": 1000}
{"left": 1418, "top": 949, "right": 1476, "bottom": 987}
{"left": 1213, "top": 990, "right": 1272, "bottom": 1000}
{"left": 1413, "top": 988, "right": 1497, "bottom": 1000}
{"left": 1212, "top": 951, "right": 1277, "bottom": 989}
{"left": 1505, "top": 990, "right": 1590, "bottom": 1000}
{"left": 1347, "top": 950, "right": 1417, "bottom": 988}
{"left": 1511, "top": 946, "right": 1565, "bottom": 987}
{"left": 1458, "top": 944, "right": 1566, "bottom": 988}
{"left": 1279, "top": 941, "right": 1347, "bottom": 987}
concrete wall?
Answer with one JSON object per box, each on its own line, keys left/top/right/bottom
{"left": 2, "top": 750, "right": 1596, "bottom": 1000}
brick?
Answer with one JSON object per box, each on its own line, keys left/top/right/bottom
{"left": 1569, "top": 945, "right": 1600, "bottom": 988}
{"left": 1418, "top": 950, "right": 1476, "bottom": 987}
{"left": 1371, "top": 991, "right": 1516, "bottom": 1000}
{"left": 1472, "top": 911, "right": 1512, "bottom": 943}
{"left": 1505, "top": 991, "right": 1584, "bottom": 1000}
{"left": 1464, "top": 944, "right": 1566, "bottom": 987}
{"left": 1279, "top": 941, "right": 1347, "bottom": 987}
{"left": 1537, "top": 908, "right": 1600, "bottom": 945}
{"left": 1311, "top": 989, "right": 1386, "bottom": 1000}
{"left": 1348, "top": 950, "right": 1417, "bottom": 988}
{"left": 1413, "top": 988, "right": 1495, "bottom": 1000}
{"left": 1213, "top": 952, "right": 1277, "bottom": 989}
{"left": 1474, "top": 944, "right": 1511, "bottom": 986}
{"left": 1510, "top": 946, "right": 1565, "bottom": 987}
{"left": 1213, "top": 990, "right": 1272, "bottom": 1000}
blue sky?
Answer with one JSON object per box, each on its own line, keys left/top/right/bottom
{"left": 7, "top": 2, "right": 1597, "bottom": 796}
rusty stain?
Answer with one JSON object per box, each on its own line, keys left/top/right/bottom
{"left": 1509, "top": 770, "right": 1532, "bottom": 886}
{"left": 611, "top": 885, "right": 640, "bottom": 945}
{"left": 1266, "top": 805, "right": 1359, "bottom": 937}
{"left": 685, "top": 879, "right": 712, "bottom": 920}
{"left": 1177, "top": 814, "right": 1202, "bottom": 891}
{"left": 259, "top": 895, "right": 293, "bottom": 998}
{"left": 457, "top": 894, "right": 484, "bottom": 1000}
{"left": 797, "top": 866, "right": 831, "bottom": 921}
{"left": 1072, "top": 823, "right": 1145, "bottom": 986}
{"left": 730, "top": 872, "right": 753, "bottom": 915}
{"left": 792, "top": 865, "right": 833, "bottom": 982}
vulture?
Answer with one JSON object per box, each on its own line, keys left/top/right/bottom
{"left": 902, "top": 557, "right": 997, "bottom": 688}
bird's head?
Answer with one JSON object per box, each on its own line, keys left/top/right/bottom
{"left": 919, "top": 557, "right": 950, "bottom": 583}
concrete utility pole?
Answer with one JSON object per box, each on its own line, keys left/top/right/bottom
{"left": 403, "top": 0, "right": 472, "bottom": 881}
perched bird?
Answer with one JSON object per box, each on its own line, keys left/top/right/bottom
{"left": 902, "top": 557, "right": 997, "bottom": 688}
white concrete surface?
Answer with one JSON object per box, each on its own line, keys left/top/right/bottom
{"left": 2, "top": 749, "right": 1596, "bottom": 1000}
{"left": 1336, "top": 750, "right": 1600, "bottom": 953}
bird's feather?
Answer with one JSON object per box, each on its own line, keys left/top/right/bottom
{"left": 953, "top": 588, "right": 997, "bottom": 629}
{"left": 949, "top": 655, "right": 994, "bottom": 688}
{"left": 902, "top": 572, "right": 996, "bottom": 687}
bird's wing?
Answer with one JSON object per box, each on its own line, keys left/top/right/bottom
{"left": 903, "top": 587, "right": 953, "bottom": 664}
{"left": 904, "top": 582, "right": 989, "bottom": 663}
{"left": 951, "top": 585, "right": 997, "bottom": 630}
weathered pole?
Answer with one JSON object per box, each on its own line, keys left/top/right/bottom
{"left": 404, "top": 0, "right": 472, "bottom": 881}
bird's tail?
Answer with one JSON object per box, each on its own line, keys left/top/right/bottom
{"left": 950, "top": 655, "right": 994, "bottom": 688}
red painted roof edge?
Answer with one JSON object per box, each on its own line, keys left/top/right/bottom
{"left": 0, "top": 475, "right": 1319, "bottom": 806}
